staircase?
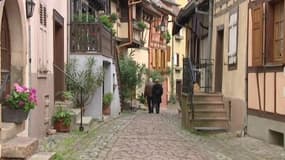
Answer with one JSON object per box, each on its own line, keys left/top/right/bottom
{"left": 0, "top": 122, "right": 54, "bottom": 160}
{"left": 189, "top": 93, "right": 229, "bottom": 132}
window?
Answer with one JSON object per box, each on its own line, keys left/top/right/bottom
{"left": 40, "top": 3, "right": 47, "bottom": 27}
{"left": 119, "top": 0, "right": 128, "bottom": 22}
{"left": 174, "top": 53, "right": 179, "bottom": 66}
{"left": 251, "top": 2, "right": 263, "bottom": 66}
{"left": 251, "top": 0, "right": 285, "bottom": 66}
{"left": 271, "top": 0, "right": 284, "bottom": 63}
{"left": 228, "top": 8, "right": 238, "bottom": 69}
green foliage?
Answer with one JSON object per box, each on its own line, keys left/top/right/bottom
{"left": 73, "top": 13, "right": 96, "bottom": 23}
{"left": 66, "top": 57, "right": 104, "bottom": 107}
{"left": 103, "top": 93, "right": 113, "bottom": 106}
{"left": 119, "top": 55, "right": 145, "bottom": 101}
{"left": 146, "top": 69, "right": 164, "bottom": 82}
{"left": 137, "top": 93, "right": 146, "bottom": 104}
{"left": 62, "top": 91, "right": 73, "bottom": 101}
{"left": 137, "top": 20, "right": 147, "bottom": 30}
{"left": 163, "top": 30, "right": 171, "bottom": 44}
{"left": 52, "top": 107, "right": 72, "bottom": 126}
{"left": 54, "top": 153, "right": 64, "bottom": 160}
{"left": 109, "top": 13, "right": 118, "bottom": 23}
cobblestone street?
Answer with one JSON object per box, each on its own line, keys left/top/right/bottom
{"left": 40, "top": 105, "right": 285, "bottom": 160}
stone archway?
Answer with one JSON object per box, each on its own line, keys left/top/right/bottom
{"left": 1, "top": 0, "right": 27, "bottom": 86}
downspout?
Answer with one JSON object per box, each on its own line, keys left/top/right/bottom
{"left": 116, "top": 0, "right": 142, "bottom": 55}
{"left": 245, "top": 1, "right": 250, "bottom": 135}
{"left": 208, "top": 0, "right": 213, "bottom": 92}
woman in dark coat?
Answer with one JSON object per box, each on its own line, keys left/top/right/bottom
{"left": 152, "top": 79, "right": 163, "bottom": 114}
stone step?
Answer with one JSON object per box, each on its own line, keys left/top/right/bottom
{"left": 1, "top": 122, "right": 25, "bottom": 142}
{"left": 193, "top": 127, "right": 227, "bottom": 132}
{"left": 191, "top": 118, "right": 229, "bottom": 128}
{"left": 193, "top": 93, "right": 223, "bottom": 102}
{"left": 69, "top": 108, "right": 81, "bottom": 118}
{"left": 55, "top": 100, "right": 73, "bottom": 108}
{"left": 188, "top": 101, "right": 225, "bottom": 110}
{"left": 189, "top": 109, "right": 227, "bottom": 117}
{"left": 2, "top": 136, "right": 38, "bottom": 159}
{"left": 76, "top": 116, "right": 93, "bottom": 131}
{"left": 28, "top": 152, "right": 56, "bottom": 160}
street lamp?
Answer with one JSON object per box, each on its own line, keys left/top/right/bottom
{"left": 26, "top": 0, "right": 35, "bottom": 19}
{"left": 160, "top": 20, "right": 166, "bottom": 32}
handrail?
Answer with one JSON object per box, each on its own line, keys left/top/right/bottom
{"left": 0, "top": 73, "right": 10, "bottom": 102}
{"left": 187, "top": 58, "right": 195, "bottom": 120}
{"left": 53, "top": 63, "right": 85, "bottom": 132}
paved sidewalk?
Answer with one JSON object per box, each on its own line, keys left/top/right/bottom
{"left": 39, "top": 104, "right": 285, "bottom": 160}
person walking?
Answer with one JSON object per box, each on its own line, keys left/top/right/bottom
{"left": 144, "top": 78, "right": 153, "bottom": 113}
{"left": 152, "top": 79, "right": 163, "bottom": 114}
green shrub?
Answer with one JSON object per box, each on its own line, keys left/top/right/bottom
{"left": 103, "top": 93, "right": 113, "bottom": 106}
{"left": 52, "top": 107, "right": 72, "bottom": 126}
{"left": 137, "top": 20, "right": 147, "bottom": 30}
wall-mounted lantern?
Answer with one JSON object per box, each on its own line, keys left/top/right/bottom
{"left": 26, "top": 0, "right": 35, "bottom": 19}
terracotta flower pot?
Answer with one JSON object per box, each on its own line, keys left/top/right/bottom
{"left": 2, "top": 106, "right": 29, "bottom": 123}
{"left": 103, "top": 105, "right": 110, "bottom": 115}
{"left": 54, "top": 119, "right": 70, "bottom": 132}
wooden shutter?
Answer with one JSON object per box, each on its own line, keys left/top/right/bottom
{"left": 252, "top": 3, "right": 264, "bottom": 66}
{"left": 167, "top": 46, "right": 170, "bottom": 61}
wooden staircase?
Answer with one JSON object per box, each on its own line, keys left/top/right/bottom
{"left": 187, "top": 93, "right": 229, "bottom": 132}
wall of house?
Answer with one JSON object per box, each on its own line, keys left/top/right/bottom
{"left": 211, "top": 1, "right": 248, "bottom": 131}
{"left": 28, "top": 0, "right": 68, "bottom": 138}
{"left": 247, "top": 1, "right": 285, "bottom": 144}
{"left": 70, "top": 55, "right": 120, "bottom": 120}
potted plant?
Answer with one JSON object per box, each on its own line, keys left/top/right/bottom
{"left": 52, "top": 107, "right": 72, "bottom": 132}
{"left": 103, "top": 93, "right": 113, "bottom": 115}
{"left": 137, "top": 20, "right": 147, "bottom": 31}
{"left": 62, "top": 91, "right": 73, "bottom": 102}
{"left": 2, "top": 83, "right": 37, "bottom": 123}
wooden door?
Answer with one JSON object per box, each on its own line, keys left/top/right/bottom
{"left": 53, "top": 11, "right": 64, "bottom": 100}
{"left": 1, "top": 9, "right": 11, "bottom": 98}
{"left": 215, "top": 29, "right": 224, "bottom": 92}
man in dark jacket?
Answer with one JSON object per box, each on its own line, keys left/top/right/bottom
{"left": 152, "top": 79, "right": 163, "bottom": 114}
{"left": 144, "top": 78, "right": 153, "bottom": 113}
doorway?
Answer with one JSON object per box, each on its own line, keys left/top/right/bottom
{"left": 53, "top": 10, "right": 64, "bottom": 100}
{"left": 1, "top": 8, "right": 11, "bottom": 98}
{"left": 176, "top": 80, "right": 182, "bottom": 102}
{"left": 215, "top": 28, "right": 224, "bottom": 92}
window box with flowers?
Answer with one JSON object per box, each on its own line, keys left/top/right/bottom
{"left": 2, "top": 83, "right": 37, "bottom": 123}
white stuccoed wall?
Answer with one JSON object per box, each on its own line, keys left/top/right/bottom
{"left": 70, "top": 55, "right": 121, "bottom": 120}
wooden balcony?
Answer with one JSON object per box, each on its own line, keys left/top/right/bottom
{"left": 117, "top": 21, "right": 143, "bottom": 48}
{"left": 70, "top": 23, "right": 114, "bottom": 58}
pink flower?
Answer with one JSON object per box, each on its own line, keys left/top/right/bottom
{"left": 18, "top": 101, "right": 25, "bottom": 107}
{"left": 14, "top": 83, "right": 25, "bottom": 93}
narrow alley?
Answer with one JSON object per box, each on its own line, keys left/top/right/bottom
{"left": 40, "top": 105, "right": 285, "bottom": 160}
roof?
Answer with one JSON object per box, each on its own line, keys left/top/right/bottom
{"left": 150, "top": 0, "right": 179, "bottom": 16}
{"left": 171, "top": 0, "right": 209, "bottom": 35}
{"left": 172, "top": 1, "right": 196, "bottom": 35}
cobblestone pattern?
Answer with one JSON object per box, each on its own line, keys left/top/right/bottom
{"left": 39, "top": 106, "right": 285, "bottom": 160}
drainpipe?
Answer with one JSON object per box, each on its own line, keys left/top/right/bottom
{"left": 245, "top": 1, "right": 250, "bottom": 135}
{"left": 208, "top": 0, "right": 213, "bottom": 92}
{"left": 28, "top": 21, "right": 32, "bottom": 136}
{"left": 116, "top": 0, "right": 142, "bottom": 55}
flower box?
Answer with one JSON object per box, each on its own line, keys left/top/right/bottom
{"left": 2, "top": 106, "right": 29, "bottom": 123}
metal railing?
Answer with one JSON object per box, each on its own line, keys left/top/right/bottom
{"left": 183, "top": 58, "right": 195, "bottom": 120}
{"left": 198, "top": 59, "right": 214, "bottom": 93}
{"left": 70, "top": 22, "right": 113, "bottom": 57}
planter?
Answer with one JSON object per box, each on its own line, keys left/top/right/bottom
{"left": 53, "top": 119, "right": 70, "bottom": 132}
{"left": 2, "top": 106, "right": 29, "bottom": 123}
{"left": 103, "top": 105, "right": 110, "bottom": 115}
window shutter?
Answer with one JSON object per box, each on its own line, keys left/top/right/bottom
{"left": 228, "top": 11, "right": 238, "bottom": 65}
{"left": 252, "top": 3, "right": 264, "bottom": 66}
{"left": 167, "top": 46, "right": 170, "bottom": 62}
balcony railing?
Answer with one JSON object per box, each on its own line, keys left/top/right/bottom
{"left": 70, "top": 22, "right": 113, "bottom": 57}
